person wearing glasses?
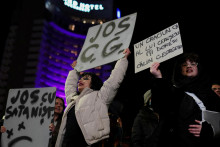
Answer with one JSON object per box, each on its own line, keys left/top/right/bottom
{"left": 149, "top": 53, "right": 220, "bottom": 147}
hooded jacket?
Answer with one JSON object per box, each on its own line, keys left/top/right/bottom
{"left": 151, "top": 53, "right": 220, "bottom": 147}
{"left": 131, "top": 105, "right": 159, "bottom": 147}
{"left": 55, "top": 58, "right": 128, "bottom": 146}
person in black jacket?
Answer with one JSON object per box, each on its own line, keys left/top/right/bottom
{"left": 131, "top": 89, "right": 160, "bottom": 147}
{"left": 149, "top": 53, "right": 220, "bottom": 147}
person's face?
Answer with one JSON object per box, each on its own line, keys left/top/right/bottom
{"left": 211, "top": 84, "right": 220, "bottom": 97}
{"left": 55, "top": 98, "right": 64, "bottom": 114}
{"left": 78, "top": 75, "right": 92, "bottom": 93}
{"left": 181, "top": 60, "right": 198, "bottom": 77}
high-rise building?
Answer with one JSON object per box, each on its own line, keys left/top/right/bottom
{"left": 0, "top": 0, "right": 115, "bottom": 116}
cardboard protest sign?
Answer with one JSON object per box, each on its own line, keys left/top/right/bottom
{"left": 75, "top": 12, "right": 137, "bottom": 72}
{"left": 134, "top": 23, "right": 183, "bottom": 73}
{"left": 1, "top": 87, "right": 56, "bottom": 147}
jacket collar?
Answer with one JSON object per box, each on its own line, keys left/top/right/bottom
{"left": 63, "top": 88, "right": 94, "bottom": 117}
{"left": 78, "top": 87, "right": 94, "bottom": 99}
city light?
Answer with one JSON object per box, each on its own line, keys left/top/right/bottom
{"left": 63, "top": 0, "right": 104, "bottom": 12}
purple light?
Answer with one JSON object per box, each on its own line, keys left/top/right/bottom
{"left": 36, "top": 21, "right": 113, "bottom": 106}
{"left": 49, "top": 22, "right": 86, "bottom": 39}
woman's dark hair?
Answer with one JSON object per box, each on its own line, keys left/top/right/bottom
{"left": 56, "top": 97, "right": 65, "bottom": 120}
{"left": 80, "top": 72, "right": 103, "bottom": 90}
{"left": 212, "top": 81, "right": 220, "bottom": 86}
{"left": 177, "top": 52, "right": 200, "bottom": 65}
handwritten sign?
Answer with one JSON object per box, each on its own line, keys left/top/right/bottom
{"left": 75, "top": 12, "right": 137, "bottom": 72}
{"left": 134, "top": 23, "right": 183, "bottom": 73}
{"left": 1, "top": 87, "right": 56, "bottom": 147}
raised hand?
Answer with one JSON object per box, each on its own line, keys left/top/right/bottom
{"left": 150, "top": 62, "right": 162, "bottom": 78}
{"left": 71, "top": 60, "right": 77, "bottom": 69}
{"left": 123, "top": 48, "right": 131, "bottom": 58}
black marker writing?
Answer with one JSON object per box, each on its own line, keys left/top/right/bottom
{"left": 8, "top": 136, "right": 32, "bottom": 147}
{"left": 5, "top": 105, "right": 54, "bottom": 120}
{"left": 80, "top": 15, "right": 131, "bottom": 63}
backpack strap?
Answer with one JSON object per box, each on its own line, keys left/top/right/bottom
{"left": 185, "top": 91, "right": 206, "bottom": 122}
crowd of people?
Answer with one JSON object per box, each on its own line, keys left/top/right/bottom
{"left": 1, "top": 48, "right": 220, "bottom": 147}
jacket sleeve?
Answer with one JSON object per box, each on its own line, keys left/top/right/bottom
{"left": 151, "top": 78, "right": 183, "bottom": 116}
{"left": 131, "top": 114, "right": 144, "bottom": 147}
{"left": 98, "top": 57, "right": 128, "bottom": 105}
{"left": 65, "top": 69, "right": 80, "bottom": 104}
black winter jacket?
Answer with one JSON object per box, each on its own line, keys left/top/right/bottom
{"left": 131, "top": 106, "right": 159, "bottom": 147}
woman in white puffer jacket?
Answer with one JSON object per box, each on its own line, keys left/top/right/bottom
{"left": 55, "top": 48, "right": 131, "bottom": 147}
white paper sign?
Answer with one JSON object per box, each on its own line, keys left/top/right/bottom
{"left": 134, "top": 23, "right": 183, "bottom": 73}
{"left": 1, "top": 87, "right": 56, "bottom": 147}
{"left": 204, "top": 110, "right": 220, "bottom": 137}
{"left": 75, "top": 12, "right": 137, "bottom": 71}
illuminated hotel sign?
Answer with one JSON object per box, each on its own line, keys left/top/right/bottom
{"left": 62, "top": 0, "right": 112, "bottom": 19}
{"left": 46, "top": 0, "right": 113, "bottom": 20}
{"left": 63, "top": 0, "right": 104, "bottom": 12}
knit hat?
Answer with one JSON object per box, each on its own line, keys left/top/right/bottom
{"left": 143, "top": 89, "right": 152, "bottom": 104}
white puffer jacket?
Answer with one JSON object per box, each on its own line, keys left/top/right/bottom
{"left": 55, "top": 58, "right": 128, "bottom": 146}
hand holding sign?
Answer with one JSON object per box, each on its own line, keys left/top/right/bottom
{"left": 71, "top": 60, "right": 77, "bottom": 69}
{"left": 75, "top": 12, "right": 137, "bottom": 72}
{"left": 123, "top": 48, "right": 131, "bottom": 59}
{"left": 150, "top": 62, "right": 162, "bottom": 78}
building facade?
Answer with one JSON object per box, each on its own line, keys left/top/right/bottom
{"left": 0, "top": 0, "right": 115, "bottom": 117}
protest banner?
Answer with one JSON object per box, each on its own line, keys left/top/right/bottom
{"left": 134, "top": 23, "right": 183, "bottom": 73}
{"left": 75, "top": 12, "right": 137, "bottom": 72}
{"left": 1, "top": 87, "right": 56, "bottom": 147}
